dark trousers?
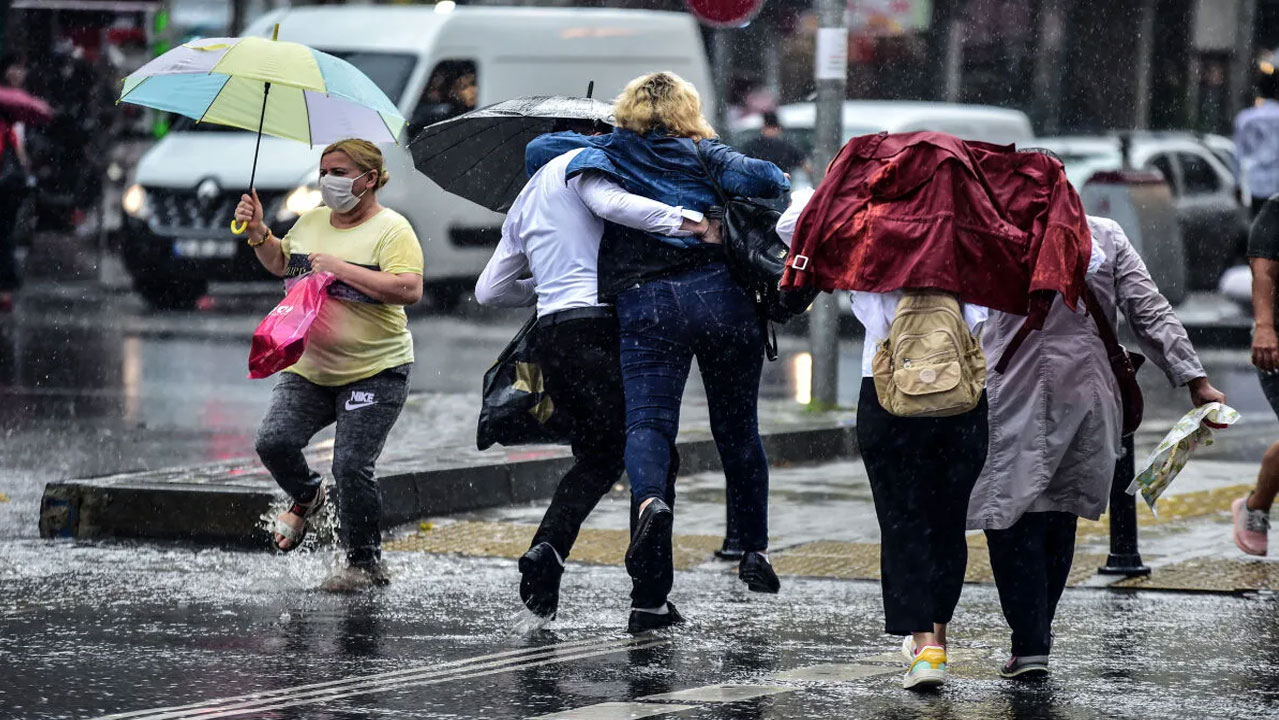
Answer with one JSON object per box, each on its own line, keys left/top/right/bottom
{"left": 0, "top": 196, "right": 20, "bottom": 292}
{"left": 255, "top": 364, "right": 410, "bottom": 566}
{"left": 985, "top": 511, "right": 1079, "bottom": 656}
{"left": 528, "top": 312, "right": 627, "bottom": 562}
{"left": 856, "top": 377, "right": 989, "bottom": 636}
{"left": 616, "top": 264, "right": 769, "bottom": 550}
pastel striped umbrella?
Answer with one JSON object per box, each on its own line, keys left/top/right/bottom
{"left": 118, "top": 25, "right": 406, "bottom": 233}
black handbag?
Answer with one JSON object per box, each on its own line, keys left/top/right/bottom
{"left": 691, "top": 143, "right": 818, "bottom": 360}
{"left": 476, "top": 314, "right": 571, "bottom": 450}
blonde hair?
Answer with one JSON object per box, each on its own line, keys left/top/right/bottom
{"left": 613, "top": 72, "right": 716, "bottom": 141}
{"left": 322, "top": 138, "right": 390, "bottom": 190}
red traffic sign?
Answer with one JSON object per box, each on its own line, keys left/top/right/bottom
{"left": 685, "top": 0, "right": 765, "bottom": 27}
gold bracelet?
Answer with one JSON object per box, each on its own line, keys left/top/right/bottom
{"left": 246, "top": 228, "right": 272, "bottom": 247}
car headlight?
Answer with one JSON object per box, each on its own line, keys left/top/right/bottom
{"left": 277, "top": 184, "right": 323, "bottom": 221}
{"left": 122, "top": 183, "right": 149, "bottom": 219}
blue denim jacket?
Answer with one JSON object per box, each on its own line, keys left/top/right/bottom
{"left": 525, "top": 129, "right": 790, "bottom": 247}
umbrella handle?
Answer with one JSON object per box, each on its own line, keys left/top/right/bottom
{"left": 231, "top": 219, "right": 248, "bottom": 234}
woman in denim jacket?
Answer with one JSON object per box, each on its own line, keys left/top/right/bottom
{"left": 526, "top": 72, "right": 789, "bottom": 632}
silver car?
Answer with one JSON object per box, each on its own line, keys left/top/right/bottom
{"left": 1037, "top": 133, "right": 1250, "bottom": 291}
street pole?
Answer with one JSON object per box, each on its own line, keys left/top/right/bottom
{"left": 808, "top": 0, "right": 847, "bottom": 409}
{"left": 1098, "top": 435, "right": 1151, "bottom": 577}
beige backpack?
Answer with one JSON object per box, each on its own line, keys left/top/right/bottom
{"left": 872, "top": 291, "right": 986, "bottom": 418}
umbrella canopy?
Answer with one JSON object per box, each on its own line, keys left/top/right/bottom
{"left": 119, "top": 35, "right": 405, "bottom": 145}
{"left": 0, "top": 87, "right": 52, "bottom": 125}
{"left": 409, "top": 95, "right": 613, "bottom": 213}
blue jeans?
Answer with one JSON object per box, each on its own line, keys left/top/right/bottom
{"left": 616, "top": 263, "right": 770, "bottom": 552}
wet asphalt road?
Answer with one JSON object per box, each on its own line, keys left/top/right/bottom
{"left": 2, "top": 282, "right": 1279, "bottom": 719}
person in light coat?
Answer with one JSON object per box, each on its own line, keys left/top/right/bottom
{"left": 970, "top": 215, "right": 1226, "bottom": 678}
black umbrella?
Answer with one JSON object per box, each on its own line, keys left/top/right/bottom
{"left": 409, "top": 94, "right": 614, "bottom": 213}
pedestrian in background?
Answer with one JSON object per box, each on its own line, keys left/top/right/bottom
{"left": 974, "top": 215, "right": 1224, "bottom": 679}
{"left": 740, "top": 111, "right": 808, "bottom": 212}
{"left": 474, "top": 121, "right": 709, "bottom": 623}
{"left": 1235, "top": 70, "right": 1279, "bottom": 217}
{"left": 526, "top": 71, "right": 790, "bottom": 633}
{"left": 0, "top": 54, "right": 32, "bottom": 313}
{"left": 234, "top": 138, "right": 423, "bottom": 592}
{"left": 1233, "top": 197, "right": 1279, "bottom": 555}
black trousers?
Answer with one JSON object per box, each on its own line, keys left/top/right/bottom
{"left": 985, "top": 510, "right": 1079, "bottom": 656}
{"left": 528, "top": 313, "right": 628, "bottom": 562}
{"left": 856, "top": 377, "right": 989, "bottom": 636}
{"left": 0, "top": 196, "right": 20, "bottom": 292}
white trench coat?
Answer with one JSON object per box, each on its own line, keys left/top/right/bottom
{"left": 967, "top": 217, "right": 1205, "bottom": 530}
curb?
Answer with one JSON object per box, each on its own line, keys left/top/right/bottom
{"left": 39, "top": 424, "right": 858, "bottom": 548}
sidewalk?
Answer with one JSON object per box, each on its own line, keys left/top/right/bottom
{"left": 392, "top": 418, "right": 1279, "bottom": 594}
{"left": 38, "top": 395, "right": 858, "bottom": 546}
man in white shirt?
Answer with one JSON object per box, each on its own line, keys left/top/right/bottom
{"left": 1236, "top": 72, "right": 1279, "bottom": 216}
{"left": 476, "top": 142, "right": 707, "bottom": 624}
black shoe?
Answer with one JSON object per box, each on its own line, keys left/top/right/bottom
{"left": 625, "top": 498, "right": 673, "bottom": 580}
{"left": 714, "top": 538, "right": 744, "bottom": 561}
{"left": 518, "top": 542, "right": 563, "bottom": 619}
{"left": 627, "top": 601, "right": 685, "bottom": 634}
{"left": 738, "top": 551, "right": 780, "bottom": 594}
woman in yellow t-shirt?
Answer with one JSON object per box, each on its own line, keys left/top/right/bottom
{"left": 234, "top": 138, "right": 424, "bottom": 591}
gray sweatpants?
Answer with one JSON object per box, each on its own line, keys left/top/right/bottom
{"left": 255, "top": 364, "right": 411, "bottom": 566}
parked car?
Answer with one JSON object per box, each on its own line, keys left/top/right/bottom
{"left": 1036, "top": 133, "right": 1249, "bottom": 290}
{"left": 119, "top": 5, "right": 713, "bottom": 309}
{"left": 731, "top": 100, "right": 1034, "bottom": 197}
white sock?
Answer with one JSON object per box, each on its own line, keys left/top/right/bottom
{"left": 633, "top": 603, "right": 669, "bottom": 615}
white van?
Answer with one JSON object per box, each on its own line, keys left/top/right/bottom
{"left": 120, "top": 5, "right": 713, "bottom": 309}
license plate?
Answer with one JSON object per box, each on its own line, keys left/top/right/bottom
{"left": 173, "top": 238, "right": 236, "bottom": 258}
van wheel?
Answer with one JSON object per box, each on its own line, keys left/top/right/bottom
{"left": 425, "top": 281, "right": 469, "bottom": 312}
{"left": 135, "top": 277, "right": 209, "bottom": 310}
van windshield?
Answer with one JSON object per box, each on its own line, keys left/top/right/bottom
{"left": 171, "top": 50, "right": 416, "bottom": 133}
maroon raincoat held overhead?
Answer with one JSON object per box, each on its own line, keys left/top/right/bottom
{"left": 780, "top": 131, "right": 1093, "bottom": 332}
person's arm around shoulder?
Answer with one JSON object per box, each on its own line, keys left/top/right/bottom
{"left": 309, "top": 218, "right": 424, "bottom": 306}
{"left": 235, "top": 190, "right": 288, "bottom": 277}
{"left": 1107, "top": 219, "right": 1225, "bottom": 405}
{"left": 701, "top": 139, "right": 790, "bottom": 199}
{"left": 572, "top": 171, "right": 708, "bottom": 238}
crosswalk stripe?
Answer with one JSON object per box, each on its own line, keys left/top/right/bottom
{"left": 92, "top": 634, "right": 660, "bottom": 720}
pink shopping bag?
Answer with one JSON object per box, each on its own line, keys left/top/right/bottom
{"left": 248, "top": 272, "right": 335, "bottom": 379}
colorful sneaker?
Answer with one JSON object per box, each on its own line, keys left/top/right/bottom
{"left": 903, "top": 645, "right": 946, "bottom": 690}
{"left": 900, "top": 635, "right": 916, "bottom": 665}
{"left": 1000, "top": 655, "right": 1049, "bottom": 679}
{"left": 1232, "top": 496, "right": 1269, "bottom": 556}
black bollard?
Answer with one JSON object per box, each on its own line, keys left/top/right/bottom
{"left": 1098, "top": 434, "right": 1151, "bottom": 576}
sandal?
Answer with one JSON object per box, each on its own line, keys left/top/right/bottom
{"left": 271, "top": 485, "right": 327, "bottom": 552}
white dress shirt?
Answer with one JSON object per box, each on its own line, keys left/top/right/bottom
{"left": 775, "top": 197, "right": 1105, "bottom": 377}
{"left": 475, "top": 149, "right": 695, "bottom": 318}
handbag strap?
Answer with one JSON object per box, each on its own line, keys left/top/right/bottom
{"left": 1082, "top": 285, "right": 1130, "bottom": 365}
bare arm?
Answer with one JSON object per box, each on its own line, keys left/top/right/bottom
{"left": 234, "top": 190, "right": 287, "bottom": 277}
{"left": 309, "top": 256, "right": 422, "bottom": 305}
{"left": 1252, "top": 256, "right": 1279, "bottom": 372}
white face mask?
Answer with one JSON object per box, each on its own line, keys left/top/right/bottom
{"left": 319, "top": 169, "right": 371, "bottom": 213}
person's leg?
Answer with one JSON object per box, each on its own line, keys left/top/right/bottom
{"left": 329, "top": 365, "right": 411, "bottom": 569}
{"left": 1235, "top": 370, "right": 1279, "bottom": 554}
{"left": 687, "top": 268, "right": 769, "bottom": 554}
{"left": 857, "top": 377, "right": 936, "bottom": 638}
{"left": 529, "top": 316, "right": 627, "bottom": 560}
{"left": 925, "top": 394, "right": 990, "bottom": 633}
{"left": 617, "top": 282, "right": 691, "bottom": 612}
{"left": 255, "top": 373, "right": 337, "bottom": 538}
{"left": 0, "top": 197, "right": 20, "bottom": 304}
{"left": 1042, "top": 511, "right": 1079, "bottom": 640}
{"left": 986, "top": 512, "right": 1052, "bottom": 657}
